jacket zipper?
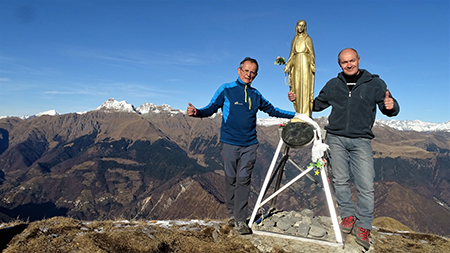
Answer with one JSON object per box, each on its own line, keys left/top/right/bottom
{"left": 346, "top": 82, "right": 352, "bottom": 133}
{"left": 244, "top": 84, "right": 251, "bottom": 110}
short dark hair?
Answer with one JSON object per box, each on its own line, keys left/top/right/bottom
{"left": 240, "top": 57, "right": 259, "bottom": 72}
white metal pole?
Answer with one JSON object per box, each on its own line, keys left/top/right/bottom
{"left": 259, "top": 166, "right": 315, "bottom": 207}
{"left": 320, "top": 165, "right": 343, "bottom": 243}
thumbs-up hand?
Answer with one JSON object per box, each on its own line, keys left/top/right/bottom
{"left": 187, "top": 102, "right": 197, "bottom": 116}
{"left": 384, "top": 91, "right": 394, "bottom": 110}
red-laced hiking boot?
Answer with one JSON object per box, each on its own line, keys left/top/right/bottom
{"left": 352, "top": 226, "right": 371, "bottom": 249}
{"left": 339, "top": 216, "right": 355, "bottom": 234}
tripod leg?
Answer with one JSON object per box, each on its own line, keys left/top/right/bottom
{"left": 269, "top": 147, "right": 290, "bottom": 211}
{"left": 263, "top": 146, "right": 289, "bottom": 196}
{"left": 323, "top": 151, "right": 335, "bottom": 192}
{"left": 320, "top": 156, "right": 343, "bottom": 244}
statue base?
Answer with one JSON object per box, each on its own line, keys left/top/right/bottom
{"left": 281, "top": 121, "right": 314, "bottom": 149}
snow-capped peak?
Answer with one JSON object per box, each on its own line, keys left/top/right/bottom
{"left": 136, "top": 102, "right": 161, "bottom": 114}
{"left": 136, "top": 102, "right": 182, "bottom": 115}
{"left": 95, "top": 98, "right": 136, "bottom": 113}
{"left": 35, "top": 109, "right": 59, "bottom": 117}
{"left": 17, "top": 109, "right": 60, "bottom": 120}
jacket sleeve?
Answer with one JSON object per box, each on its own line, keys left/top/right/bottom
{"left": 259, "top": 94, "right": 295, "bottom": 119}
{"left": 195, "top": 86, "right": 225, "bottom": 117}
{"left": 313, "top": 83, "right": 331, "bottom": 112}
{"left": 376, "top": 79, "right": 400, "bottom": 117}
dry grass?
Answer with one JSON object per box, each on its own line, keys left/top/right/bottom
{"left": 372, "top": 217, "right": 450, "bottom": 253}
{"left": 1, "top": 217, "right": 260, "bottom": 253}
{"left": 372, "top": 227, "right": 450, "bottom": 253}
{"left": 373, "top": 216, "right": 412, "bottom": 232}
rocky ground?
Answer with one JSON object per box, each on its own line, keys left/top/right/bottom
{"left": 1, "top": 214, "right": 449, "bottom": 253}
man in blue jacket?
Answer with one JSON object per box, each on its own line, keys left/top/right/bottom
{"left": 290, "top": 48, "right": 400, "bottom": 249}
{"left": 187, "top": 57, "right": 296, "bottom": 235}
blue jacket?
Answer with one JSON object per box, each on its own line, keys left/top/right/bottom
{"left": 195, "top": 78, "right": 295, "bottom": 146}
{"left": 313, "top": 69, "right": 400, "bottom": 139}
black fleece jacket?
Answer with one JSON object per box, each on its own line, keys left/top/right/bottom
{"left": 313, "top": 69, "right": 400, "bottom": 139}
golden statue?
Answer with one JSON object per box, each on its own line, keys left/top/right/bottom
{"left": 284, "top": 20, "right": 315, "bottom": 117}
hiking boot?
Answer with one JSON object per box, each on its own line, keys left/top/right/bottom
{"left": 352, "top": 226, "right": 371, "bottom": 249}
{"left": 235, "top": 221, "right": 252, "bottom": 235}
{"left": 227, "top": 217, "right": 235, "bottom": 227}
{"left": 340, "top": 216, "right": 355, "bottom": 234}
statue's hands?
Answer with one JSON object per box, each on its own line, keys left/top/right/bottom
{"left": 284, "top": 62, "right": 290, "bottom": 73}
{"left": 288, "top": 91, "right": 296, "bottom": 102}
{"left": 311, "top": 63, "right": 316, "bottom": 73}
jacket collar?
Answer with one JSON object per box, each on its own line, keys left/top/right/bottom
{"left": 237, "top": 77, "right": 252, "bottom": 86}
{"left": 338, "top": 69, "right": 373, "bottom": 85}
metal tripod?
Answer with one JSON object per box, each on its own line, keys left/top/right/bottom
{"left": 248, "top": 137, "right": 343, "bottom": 245}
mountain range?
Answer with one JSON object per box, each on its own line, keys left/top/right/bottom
{"left": 1, "top": 98, "right": 450, "bottom": 237}
{"left": 1, "top": 98, "right": 449, "bottom": 132}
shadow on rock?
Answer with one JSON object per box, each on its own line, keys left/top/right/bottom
{"left": 0, "top": 224, "right": 28, "bottom": 251}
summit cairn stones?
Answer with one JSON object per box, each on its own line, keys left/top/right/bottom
{"left": 253, "top": 209, "right": 337, "bottom": 242}
{"left": 300, "top": 209, "right": 314, "bottom": 219}
{"left": 296, "top": 222, "right": 310, "bottom": 237}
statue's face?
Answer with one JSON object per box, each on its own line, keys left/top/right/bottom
{"left": 338, "top": 49, "right": 360, "bottom": 76}
{"left": 296, "top": 21, "right": 306, "bottom": 33}
{"left": 237, "top": 61, "right": 258, "bottom": 84}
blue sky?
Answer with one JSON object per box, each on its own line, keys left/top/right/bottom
{"left": 1, "top": 0, "right": 449, "bottom": 123}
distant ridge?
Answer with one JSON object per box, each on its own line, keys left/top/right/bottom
{"left": 1, "top": 98, "right": 449, "bottom": 132}
{"left": 0, "top": 109, "right": 60, "bottom": 120}
{"left": 377, "top": 119, "right": 450, "bottom": 132}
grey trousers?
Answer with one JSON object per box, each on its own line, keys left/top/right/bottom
{"left": 221, "top": 142, "right": 258, "bottom": 222}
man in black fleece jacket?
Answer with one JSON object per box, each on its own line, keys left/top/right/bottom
{"left": 289, "top": 48, "right": 399, "bottom": 249}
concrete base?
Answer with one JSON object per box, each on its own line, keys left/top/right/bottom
{"left": 252, "top": 230, "right": 344, "bottom": 248}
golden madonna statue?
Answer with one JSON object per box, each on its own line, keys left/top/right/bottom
{"left": 284, "top": 20, "right": 315, "bottom": 117}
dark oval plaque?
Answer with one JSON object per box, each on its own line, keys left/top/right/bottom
{"left": 281, "top": 121, "right": 314, "bottom": 149}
